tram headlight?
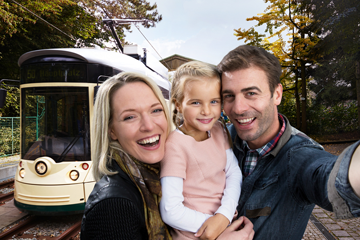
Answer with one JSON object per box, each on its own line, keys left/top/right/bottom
{"left": 19, "top": 168, "right": 26, "bottom": 178}
{"left": 82, "top": 163, "right": 89, "bottom": 170}
{"left": 70, "top": 170, "right": 79, "bottom": 181}
{"left": 35, "top": 161, "right": 47, "bottom": 175}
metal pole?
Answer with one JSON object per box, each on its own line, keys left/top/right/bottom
{"left": 36, "top": 96, "right": 39, "bottom": 140}
{"left": 12, "top": 117, "right": 14, "bottom": 155}
{"left": 103, "top": 20, "right": 124, "bottom": 53}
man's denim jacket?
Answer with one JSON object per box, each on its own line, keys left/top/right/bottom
{"left": 229, "top": 115, "right": 360, "bottom": 240}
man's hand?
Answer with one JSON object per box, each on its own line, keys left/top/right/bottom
{"left": 217, "top": 216, "right": 254, "bottom": 240}
{"left": 194, "top": 213, "right": 229, "bottom": 240}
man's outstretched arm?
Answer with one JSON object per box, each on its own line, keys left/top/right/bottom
{"left": 328, "top": 141, "right": 360, "bottom": 219}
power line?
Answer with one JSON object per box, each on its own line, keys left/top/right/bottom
{"left": 12, "top": 0, "right": 171, "bottom": 75}
{"left": 134, "top": 25, "right": 171, "bottom": 70}
{"left": 121, "top": 2, "right": 171, "bottom": 70}
{"left": 11, "top": 0, "right": 75, "bottom": 41}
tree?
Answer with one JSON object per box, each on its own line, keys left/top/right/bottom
{"left": 234, "top": 0, "right": 322, "bottom": 133}
{"left": 304, "top": 0, "right": 360, "bottom": 129}
{"left": 0, "top": 0, "right": 162, "bottom": 117}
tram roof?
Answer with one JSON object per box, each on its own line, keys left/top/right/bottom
{"left": 18, "top": 48, "right": 170, "bottom": 90}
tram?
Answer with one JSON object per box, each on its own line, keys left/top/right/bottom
{"left": 14, "top": 45, "right": 170, "bottom": 215}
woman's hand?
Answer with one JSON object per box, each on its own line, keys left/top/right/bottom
{"left": 217, "top": 216, "right": 254, "bottom": 240}
{"left": 194, "top": 213, "right": 229, "bottom": 240}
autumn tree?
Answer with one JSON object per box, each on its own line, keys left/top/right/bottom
{"left": 234, "top": 0, "right": 321, "bottom": 133}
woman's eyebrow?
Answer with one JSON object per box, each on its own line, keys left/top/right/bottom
{"left": 151, "top": 102, "right": 162, "bottom": 107}
{"left": 118, "top": 102, "right": 161, "bottom": 117}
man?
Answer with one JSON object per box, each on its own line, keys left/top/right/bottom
{"left": 218, "top": 45, "right": 360, "bottom": 239}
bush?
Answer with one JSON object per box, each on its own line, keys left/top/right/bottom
{"left": 307, "top": 100, "right": 358, "bottom": 135}
{"left": 0, "top": 126, "right": 20, "bottom": 156}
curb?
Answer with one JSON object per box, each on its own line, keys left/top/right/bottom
{"left": 317, "top": 139, "right": 359, "bottom": 145}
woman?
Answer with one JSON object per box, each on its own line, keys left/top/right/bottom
{"left": 80, "top": 72, "right": 254, "bottom": 240}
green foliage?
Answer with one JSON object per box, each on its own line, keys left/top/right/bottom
{"left": 0, "top": 0, "right": 162, "bottom": 117}
{"left": 0, "top": 85, "right": 20, "bottom": 117}
{"left": 307, "top": 101, "right": 358, "bottom": 135}
{"left": 0, "top": 119, "right": 20, "bottom": 156}
{"left": 305, "top": 0, "right": 360, "bottom": 107}
{"left": 280, "top": 99, "right": 359, "bottom": 135}
{"left": 278, "top": 95, "right": 297, "bottom": 126}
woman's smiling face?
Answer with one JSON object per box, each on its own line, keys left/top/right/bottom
{"left": 109, "top": 81, "right": 168, "bottom": 164}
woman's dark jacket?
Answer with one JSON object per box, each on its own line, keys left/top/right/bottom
{"left": 81, "top": 161, "right": 148, "bottom": 240}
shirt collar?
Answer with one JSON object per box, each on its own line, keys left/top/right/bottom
{"left": 242, "top": 114, "right": 286, "bottom": 157}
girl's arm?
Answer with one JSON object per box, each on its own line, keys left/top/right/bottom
{"left": 195, "top": 148, "right": 242, "bottom": 239}
{"left": 160, "top": 176, "right": 213, "bottom": 233}
{"left": 215, "top": 148, "right": 242, "bottom": 222}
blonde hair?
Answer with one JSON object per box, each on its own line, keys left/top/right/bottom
{"left": 171, "top": 61, "right": 220, "bottom": 128}
{"left": 91, "top": 72, "right": 171, "bottom": 181}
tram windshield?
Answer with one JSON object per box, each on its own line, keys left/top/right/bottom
{"left": 21, "top": 87, "right": 90, "bottom": 162}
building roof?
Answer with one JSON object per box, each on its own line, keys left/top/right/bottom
{"left": 160, "top": 54, "right": 196, "bottom": 71}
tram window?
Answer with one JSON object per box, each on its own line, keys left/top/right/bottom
{"left": 21, "top": 87, "right": 90, "bottom": 162}
{"left": 87, "top": 64, "right": 121, "bottom": 83}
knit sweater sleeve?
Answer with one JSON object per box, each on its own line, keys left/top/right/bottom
{"left": 81, "top": 198, "right": 148, "bottom": 240}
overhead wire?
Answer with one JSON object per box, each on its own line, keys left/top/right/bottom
{"left": 12, "top": 0, "right": 171, "bottom": 81}
{"left": 121, "top": 1, "right": 171, "bottom": 71}
{"left": 10, "top": 0, "right": 76, "bottom": 41}
{"left": 133, "top": 24, "right": 172, "bottom": 84}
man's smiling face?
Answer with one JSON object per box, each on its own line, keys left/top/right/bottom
{"left": 221, "top": 66, "right": 282, "bottom": 149}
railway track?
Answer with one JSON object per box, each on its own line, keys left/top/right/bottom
{"left": 0, "top": 178, "right": 82, "bottom": 239}
{"left": 0, "top": 215, "right": 82, "bottom": 240}
{"left": 0, "top": 179, "right": 14, "bottom": 204}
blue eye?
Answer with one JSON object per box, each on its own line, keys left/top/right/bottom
{"left": 123, "top": 116, "right": 134, "bottom": 121}
{"left": 191, "top": 101, "right": 200, "bottom": 105}
{"left": 211, "top": 100, "right": 219, "bottom": 104}
{"left": 153, "top": 108, "right": 163, "bottom": 113}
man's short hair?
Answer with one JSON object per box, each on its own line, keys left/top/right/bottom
{"left": 217, "top": 45, "right": 282, "bottom": 96}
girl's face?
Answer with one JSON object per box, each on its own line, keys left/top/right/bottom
{"left": 110, "top": 81, "right": 168, "bottom": 164}
{"left": 176, "top": 77, "right": 221, "bottom": 141}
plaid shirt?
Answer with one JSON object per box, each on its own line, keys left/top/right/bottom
{"left": 243, "top": 114, "right": 286, "bottom": 177}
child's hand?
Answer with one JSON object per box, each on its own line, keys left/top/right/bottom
{"left": 194, "top": 213, "right": 230, "bottom": 240}
{"left": 217, "top": 216, "right": 254, "bottom": 240}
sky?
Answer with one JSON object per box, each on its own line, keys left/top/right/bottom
{"left": 125, "top": 0, "right": 268, "bottom": 65}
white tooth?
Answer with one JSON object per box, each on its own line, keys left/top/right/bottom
{"left": 237, "top": 118, "right": 254, "bottom": 123}
{"left": 138, "top": 135, "right": 159, "bottom": 144}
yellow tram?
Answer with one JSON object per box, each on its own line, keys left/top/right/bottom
{"left": 14, "top": 46, "right": 170, "bottom": 215}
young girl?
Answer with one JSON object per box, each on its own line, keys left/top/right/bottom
{"left": 160, "top": 61, "right": 242, "bottom": 239}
